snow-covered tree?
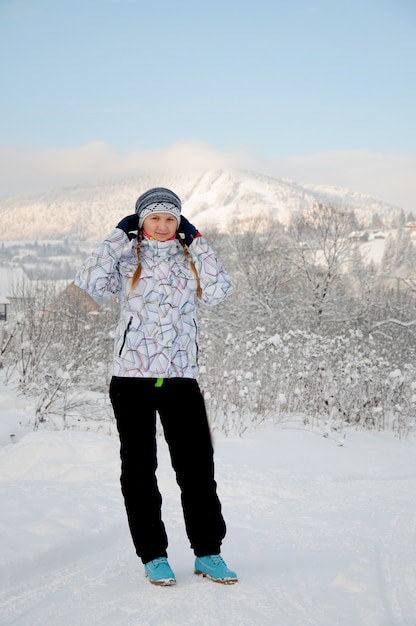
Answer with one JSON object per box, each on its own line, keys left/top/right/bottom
{"left": 226, "top": 217, "right": 296, "bottom": 331}
{"left": 382, "top": 229, "right": 416, "bottom": 275}
{"left": 286, "top": 203, "right": 355, "bottom": 328}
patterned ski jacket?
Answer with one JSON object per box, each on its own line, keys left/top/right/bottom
{"left": 74, "top": 228, "right": 234, "bottom": 379}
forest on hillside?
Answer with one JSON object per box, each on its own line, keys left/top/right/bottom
{"left": 1, "top": 203, "right": 415, "bottom": 437}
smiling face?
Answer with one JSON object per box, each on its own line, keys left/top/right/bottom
{"left": 142, "top": 212, "right": 178, "bottom": 241}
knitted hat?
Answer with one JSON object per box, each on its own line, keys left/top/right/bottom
{"left": 135, "top": 187, "right": 182, "bottom": 229}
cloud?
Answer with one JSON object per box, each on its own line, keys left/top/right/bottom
{"left": 0, "top": 141, "right": 414, "bottom": 213}
{"left": 260, "top": 151, "right": 416, "bottom": 212}
{"left": 0, "top": 141, "right": 251, "bottom": 197}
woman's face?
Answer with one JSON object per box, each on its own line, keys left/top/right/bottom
{"left": 142, "top": 213, "right": 178, "bottom": 241}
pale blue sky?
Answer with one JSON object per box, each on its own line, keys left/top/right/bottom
{"left": 1, "top": 0, "right": 415, "bottom": 209}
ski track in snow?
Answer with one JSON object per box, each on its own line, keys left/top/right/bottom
{"left": 1, "top": 428, "right": 416, "bottom": 625}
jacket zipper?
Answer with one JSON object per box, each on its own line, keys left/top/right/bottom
{"left": 193, "top": 318, "right": 199, "bottom": 360}
{"left": 118, "top": 315, "right": 133, "bottom": 356}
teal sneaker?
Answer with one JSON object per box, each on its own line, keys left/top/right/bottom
{"left": 194, "top": 554, "right": 238, "bottom": 584}
{"left": 144, "top": 557, "right": 176, "bottom": 586}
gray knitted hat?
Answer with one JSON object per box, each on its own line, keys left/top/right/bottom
{"left": 135, "top": 187, "right": 182, "bottom": 229}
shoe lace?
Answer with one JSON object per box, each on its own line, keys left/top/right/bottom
{"left": 152, "top": 557, "right": 168, "bottom": 567}
{"left": 210, "top": 554, "right": 225, "bottom": 566}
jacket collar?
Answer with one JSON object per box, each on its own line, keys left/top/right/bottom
{"left": 140, "top": 237, "right": 180, "bottom": 258}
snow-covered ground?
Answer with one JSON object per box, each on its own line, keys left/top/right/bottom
{"left": 0, "top": 380, "right": 416, "bottom": 626}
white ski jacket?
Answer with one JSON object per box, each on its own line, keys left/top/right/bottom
{"left": 75, "top": 228, "right": 234, "bottom": 379}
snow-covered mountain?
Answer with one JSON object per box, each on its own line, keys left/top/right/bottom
{"left": 0, "top": 169, "right": 403, "bottom": 242}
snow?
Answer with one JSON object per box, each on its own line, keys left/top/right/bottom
{"left": 0, "top": 168, "right": 403, "bottom": 242}
{"left": 1, "top": 381, "right": 416, "bottom": 625}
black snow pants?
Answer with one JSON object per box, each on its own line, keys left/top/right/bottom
{"left": 109, "top": 376, "right": 227, "bottom": 564}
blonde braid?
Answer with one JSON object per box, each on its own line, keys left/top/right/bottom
{"left": 177, "top": 237, "right": 202, "bottom": 299}
{"left": 131, "top": 228, "right": 144, "bottom": 289}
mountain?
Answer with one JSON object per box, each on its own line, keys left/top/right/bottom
{"left": 0, "top": 169, "right": 403, "bottom": 242}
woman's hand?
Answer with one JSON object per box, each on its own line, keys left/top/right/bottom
{"left": 177, "top": 216, "right": 200, "bottom": 246}
{"left": 117, "top": 215, "right": 139, "bottom": 240}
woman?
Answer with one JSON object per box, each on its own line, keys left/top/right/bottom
{"left": 75, "top": 187, "right": 237, "bottom": 586}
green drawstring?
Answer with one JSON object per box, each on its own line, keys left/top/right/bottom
{"left": 154, "top": 378, "right": 164, "bottom": 388}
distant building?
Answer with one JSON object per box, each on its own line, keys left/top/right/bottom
{"left": 61, "top": 282, "right": 100, "bottom": 315}
{"left": 0, "top": 266, "right": 30, "bottom": 322}
{"left": 349, "top": 231, "right": 369, "bottom": 243}
{"left": 373, "top": 231, "right": 385, "bottom": 239}
{"left": 44, "top": 281, "right": 101, "bottom": 320}
{"left": 0, "top": 294, "right": 10, "bottom": 321}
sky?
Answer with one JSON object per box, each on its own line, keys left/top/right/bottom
{"left": 0, "top": 0, "right": 415, "bottom": 210}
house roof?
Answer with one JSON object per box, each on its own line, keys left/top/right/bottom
{"left": 61, "top": 282, "right": 101, "bottom": 314}
{"left": 0, "top": 267, "right": 30, "bottom": 298}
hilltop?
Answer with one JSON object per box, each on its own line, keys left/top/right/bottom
{"left": 0, "top": 169, "right": 404, "bottom": 242}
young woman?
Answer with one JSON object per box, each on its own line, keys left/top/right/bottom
{"left": 75, "top": 187, "right": 237, "bottom": 586}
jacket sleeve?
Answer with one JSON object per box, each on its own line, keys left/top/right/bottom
{"left": 74, "top": 229, "right": 128, "bottom": 297}
{"left": 189, "top": 236, "right": 234, "bottom": 306}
